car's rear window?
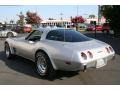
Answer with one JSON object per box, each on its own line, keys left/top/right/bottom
{"left": 46, "top": 29, "right": 92, "bottom": 42}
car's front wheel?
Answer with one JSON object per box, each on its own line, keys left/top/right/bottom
{"left": 5, "top": 43, "right": 12, "bottom": 59}
{"left": 35, "top": 51, "right": 55, "bottom": 78}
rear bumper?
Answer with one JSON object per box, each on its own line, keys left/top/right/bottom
{"left": 58, "top": 54, "right": 115, "bottom": 72}
{"left": 80, "top": 54, "right": 115, "bottom": 71}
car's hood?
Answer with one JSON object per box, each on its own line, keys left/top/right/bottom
{"left": 64, "top": 39, "right": 108, "bottom": 51}
{"left": 11, "top": 36, "right": 26, "bottom": 41}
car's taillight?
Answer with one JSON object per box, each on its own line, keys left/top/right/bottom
{"left": 81, "top": 52, "right": 87, "bottom": 60}
{"left": 105, "top": 47, "right": 110, "bottom": 53}
{"left": 109, "top": 46, "right": 113, "bottom": 52}
{"left": 87, "top": 51, "right": 93, "bottom": 59}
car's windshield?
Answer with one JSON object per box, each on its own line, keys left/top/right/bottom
{"left": 46, "top": 29, "right": 92, "bottom": 42}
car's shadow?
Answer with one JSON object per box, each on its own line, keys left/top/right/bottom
{"left": 0, "top": 51, "right": 78, "bottom": 81}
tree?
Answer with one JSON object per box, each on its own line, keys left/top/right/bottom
{"left": 25, "top": 11, "right": 42, "bottom": 25}
{"left": 71, "top": 16, "right": 85, "bottom": 31}
{"left": 89, "top": 15, "right": 95, "bottom": 18}
{"left": 17, "top": 12, "right": 25, "bottom": 26}
{"left": 48, "top": 18, "right": 55, "bottom": 20}
{"left": 101, "top": 5, "right": 120, "bottom": 37}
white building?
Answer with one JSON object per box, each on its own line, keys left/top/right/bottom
{"left": 41, "top": 19, "right": 72, "bottom": 27}
{"left": 85, "top": 18, "right": 98, "bottom": 24}
{"left": 85, "top": 16, "right": 106, "bottom": 25}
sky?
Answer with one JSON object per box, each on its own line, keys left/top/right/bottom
{"left": 0, "top": 5, "right": 98, "bottom": 23}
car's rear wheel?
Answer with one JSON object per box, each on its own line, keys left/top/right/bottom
{"left": 5, "top": 43, "right": 12, "bottom": 59}
{"left": 35, "top": 51, "right": 55, "bottom": 78}
{"left": 7, "top": 32, "right": 13, "bottom": 38}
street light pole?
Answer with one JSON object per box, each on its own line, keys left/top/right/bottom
{"left": 95, "top": 5, "right": 101, "bottom": 38}
{"left": 76, "top": 5, "right": 79, "bottom": 31}
{"left": 98, "top": 5, "right": 101, "bottom": 25}
{"left": 60, "top": 13, "right": 63, "bottom": 20}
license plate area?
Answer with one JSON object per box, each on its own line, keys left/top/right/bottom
{"left": 96, "top": 59, "right": 107, "bottom": 68}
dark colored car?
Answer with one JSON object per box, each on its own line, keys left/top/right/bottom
{"left": 13, "top": 26, "right": 32, "bottom": 33}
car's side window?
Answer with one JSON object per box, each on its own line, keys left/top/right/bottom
{"left": 26, "top": 30, "right": 43, "bottom": 42}
{"left": 46, "top": 30, "right": 64, "bottom": 41}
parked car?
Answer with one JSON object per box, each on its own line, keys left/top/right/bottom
{"left": 102, "top": 23, "right": 111, "bottom": 32}
{"left": 4, "top": 28, "right": 115, "bottom": 78}
{"left": 87, "top": 25, "right": 103, "bottom": 31}
{"left": 0, "top": 29, "right": 17, "bottom": 38}
{"left": 13, "top": 26, "right": 32, "bottom": 33}
{"left": 96, "top": 25, "right": 103, "bottom": 31}
{"left": 87, "top": 25, "right": 95, "bottom": 31}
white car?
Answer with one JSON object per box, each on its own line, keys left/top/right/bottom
{"left": 4, "top": 28, "right": 115, "bottom": 78}
{"left": 0, "top": 29, "right": 17, "bottom": 37}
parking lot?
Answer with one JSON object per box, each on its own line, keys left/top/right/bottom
{"left": 0, "top": 32, "right": 120, "bottom": 85}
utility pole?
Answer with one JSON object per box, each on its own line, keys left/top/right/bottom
{"left": 95, "top": 5, "right": 101, "bottom": 38}
{"left": 76, "top": 5, "right": 79, "bottom": 31}
{"left": 98, "top": 5, "right": 101, "bottom": 25}
{"left": 60, "top": 13, "right": 63, "bottom": 27}
{"left": 60, "top": 13, "right": 63, "bottom": 20}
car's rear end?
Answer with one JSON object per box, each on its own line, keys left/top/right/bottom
{"left": 79, "top": 45, "right": 115, "bottom": 70}
{"left": 87, "top": 25, "right": 95, "bottom": 31}
{"left": 65, "top": 40, "right": 115, "bottom": 71}
{"left": 23, "top": 27, "right": 32, "bottom": 33}
{"left": 96, "top": 25, "right": 103, "bottom": 31}
{"left": 102, "top": 23, "right": 110, "bottom": 32}
{"left": 15, "top": 26, "right": 24, "bottom": 33}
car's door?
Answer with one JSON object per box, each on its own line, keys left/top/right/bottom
{"left": 17, "top": 30, "right": 43, "bottom": 60}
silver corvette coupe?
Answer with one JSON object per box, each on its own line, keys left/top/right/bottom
{"left": 4, "top": 28, "right": 115, "bottom": 78}
{"left": 0, "top": 29, "right": 17, "bottom": 37}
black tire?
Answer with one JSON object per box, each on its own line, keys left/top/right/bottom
{"left": 4, "top": 43, "right": 12, "bottom": 59}
{"left": 7, "top": 32, "right": 13, "bottom": 38}
{"left": 35, "top": 51, "right": 55, "bottom": 78}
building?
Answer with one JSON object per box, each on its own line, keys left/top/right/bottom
{"left": 40, "top": 19, "right": 72, "bottom": 28}
{"left": 85, "top": 18, "right": 98, "bottom": 24}
{"left": 85, "top": 16, "right": 106, "bottom": 25}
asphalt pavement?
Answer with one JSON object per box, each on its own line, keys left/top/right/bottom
{"left": 0, "top": 31, "right": 120, "bottom": 85}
